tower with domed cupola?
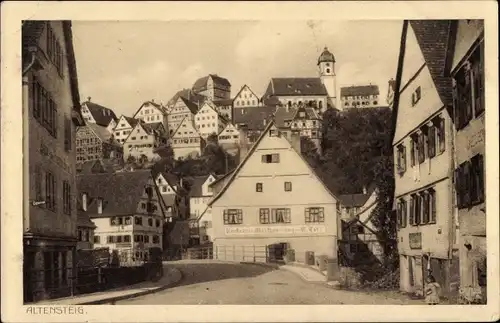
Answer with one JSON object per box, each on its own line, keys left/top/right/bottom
{"left": 317, "top": 47, "right": 337, "bottom": 109}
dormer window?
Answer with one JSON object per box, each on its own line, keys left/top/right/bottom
{"left": 97, "top": 198, "right": 103, "bottom": 214}
{"left": 411, "top": 86, "right": 422, "bottom": 106}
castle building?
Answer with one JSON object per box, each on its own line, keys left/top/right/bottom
{"left": 192, "top": 74, "right": 232, "bottom": 101}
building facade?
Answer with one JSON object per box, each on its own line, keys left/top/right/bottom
{"left": 393, "top": 20, "right": 458, "bottom": 299}
{"left": 233, "top": 84, "right": 261, "bottom": 108}
{"left": 194, "top": 101, "right": 228, "bottom": 139}
{"left": 75, "top": 123, "right": 123, "bottom": 164}
{"left": 449, "top": 20, "right": 486, "bottom": 304}
{"left": 274, "top": 104, "right": 322, "bottom": 154}
{"left": 132, "top": 100, "right": 168, "bottom": 132}
{"left": 77, "top": 170, "right": 164, "bottom": 263}
{"left": 208, "top": 121, "right": 342, "bottom": 263}
{"left": 123, "top": 122, "right": 167, "bottom": 163}
{"left": 167, "top": 96, "right": 199, "bottom": 136}
{"left": 154, "top": 171, "right": 189, "bottom": 220}
{"left": 22, "top": 20, "right": 85, "bottom": 302}
{"left": 113, "top": 115, "right": 141, "bottom": 145}
{"left": 188, "top": 174, "right": 220, "bottom": 244}
{"left": 218, "top": 123, "right": 240, "bottom": 156}
{"left": 77, "top": 213, "right": 96, "bottom": 250}
{"left": 340, "top": 85, "right": 381, "bottom": 110}
{"left": 80, "top": 98, "right": 118, "bottom": 132}
{"left": 170, "top": 116, "right": 204, "bottom": 160}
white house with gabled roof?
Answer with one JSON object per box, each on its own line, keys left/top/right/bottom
{"left": 233, "top": 84, "right": 261, "bottom": 108}
{"left": 133, "top": 100, "right": 168, "bottom": 131}
{"left": 170, "top": 116, "right": 204, "bottom": 160}
{"left": 113, "top": 115, "right": 141, "bottom": 145}
{"left": 123, "top": 122, "right": 167, "bottom": 162}
{"left": 218, "top": 123, "right": 240, "bottom": 156}
{"left": 207, "top": 120, "right": 343, "bottom": 264}
{"left": 194, "top": 101, "right": 228, "bottom": 139}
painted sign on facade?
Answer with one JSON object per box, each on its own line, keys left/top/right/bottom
{"left": 224, "top": 225, "right": 327, "bottom": 236}
{"left": 409, "top": 232, "right": 422, "bottom": 249}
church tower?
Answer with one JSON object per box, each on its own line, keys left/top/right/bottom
{"left": 317, "top": 47, "right": 337, "bottom": 109}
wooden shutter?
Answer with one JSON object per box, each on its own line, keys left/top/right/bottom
{"left": 402, "top": 146, "right": 407, "bottom": 172}
{"left": 428, "top": 126, "right": 436, "bottom": 158}
{"left": 397, "top": 201, "right": 402, "bottom": 228}
{"left": 409, "top": 196, "right": 415, "bottom": 226}
{"left": 454, "top": 168, "right": 462, "bottom": 208}
{"left": 463, "top": 162, "right": 471, "bottom": 207}
{"left": 410, "top": 139, "right": 416, "bottom": 166}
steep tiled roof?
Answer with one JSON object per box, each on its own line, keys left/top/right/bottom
{"left": 338, "top": 184, "right": 377, "bottom": 207}
{"left": 233, "top": 106, "right": 277, "bottom": 131}
{"left": 22, "top": 21, "right": 45, "bottom": 54}
{"left": 77, "top": 213, "right": 96, "bottom": 228}
{"left": 87, "top": 123, "right": 114, "bottom": 143}
{"left": 208, "top": 121, "right": 342, "bottom": 206}
{"left": 77, "top": 170, "right": 153, "bottom": 217}
{"left": 187, "top": 175, "right": 211, "bottom": 197}
{"left": 263, "top": 78, "right": 328, "bottom": 97}
{"left": 213, "top": 99, "right": 234, "bottom": 106}
{"left": 83, "top": 101, "right": 118, "bottom": 127}
{"left": 340, "top": 85, "right": 380, "bottom": 97}
{"left": 180, "top": 97, "right": 200, "bottom": 114}
{"left": 123, "top": 115, "right": 141, "bottom": 128}
{"left": 141, "top": 122, "right": 164, "bottom": 135}
{"left": 409, "top": 20, "right": 454, "bottom": 107}
{"left": 192, "top": 74, "right": 231, "bottom": 92}
{"left": 261, "top": 96, "right": 283, "bottom": 107}
{"left": 168, "top": 89, "right": 205, "bottom": 107}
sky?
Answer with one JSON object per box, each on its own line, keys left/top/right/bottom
{"left": 72, "top": 20, "right": 403, "bottom": 117}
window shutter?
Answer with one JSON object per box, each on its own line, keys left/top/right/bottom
{"left": 463, "top": 162, "right": 471, "bottom": 207}
{"left": 452, "top": 81, "right": 459, "bottom": 126}
{"left": 397, "top": 201, "right": 402, "bottom": 228}
{"left": 409, "top": 196, "right": 415, "bottom": 226}
{"left": 402, "top": 200, "right": 407, "bottom": 227}
{"left": 261, "top": 155, "right": 266, "bottom": 163}
{"left": 402, "top": 146, "right": 407, "bottom": 171}
{"left": 428, "top": 126, "right": 436, "bottom": 157}
{"left": 477, "top": 154, "right": 485, "bottom": 202}
{"left": 410, "top": 139, "right": 416, "bottom": 166}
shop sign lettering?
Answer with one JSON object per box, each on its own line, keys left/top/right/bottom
{"left": 225, "top": 225, "right": 327, "bottom": 236}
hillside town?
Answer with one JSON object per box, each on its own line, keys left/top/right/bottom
{"left": 21, "top": 19, "right": 486, "bottom": 306}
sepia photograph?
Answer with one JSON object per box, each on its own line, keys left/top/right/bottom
{"left": 1, "top": 1, "right": 499, "bottom": 322}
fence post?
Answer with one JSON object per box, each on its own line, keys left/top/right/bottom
{"left": 253, "top": 245, "right": 256, "bottom": 263}
{"left": 265, "top": 245, "right": 269, "bottom": 263}
{"left": 242, "top": 246, "right": 245, "bottom": 262}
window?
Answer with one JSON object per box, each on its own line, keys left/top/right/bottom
{"left": 156, "top": 219, "right": 161, "bottom": 227}
{"left": 417, "top": 132, "right": 425, "bottom": 164}
{"left": 305, "top": 207, "right": 324, "bottom": 223}
{"left": 94, "top": 235, "right": 100, "bottom": 244}
{"left": 223, "top": 209, "right": 243, "bottom": 225}
{"left": 124, "top": 235, "right": 131, "bottom": 243}
{"left": 261, "top": 153, "right": 280, "bottom": 163}
{"left": 34, "top": 164, "right": 43, "bottom": 202}
{"left": 421, "top": 191, "right": 430, "bottom": 224}
{"left": 411, "top": 86, "right": 421, "bottom": 106}
{"left": 436, "top": 117, "right": 446, "bottom": 153}
{"left": 269, "top": 208, "right": 291, "bottom": 223}
{"left": 471, "top": 44, "right": 485, "bottom": 116}
{"left": 457, "top": 155, "right": 484, "bottom": 208}
{"left": 106, "top": 236, "right": 114, "bottom": 244}
{"left": 148, "top": 218, "right": 153, "bottom": 226}
{"left": 396, "top": 144, "right": 407, "bottom": 174}
{"left": 134, "top": 235, "right": 143, "bottom": 243}
{"left": 46, "top": 23, "right": 63, "bottom": 75}
{"left": 428, "top": 125, "right": 436, "bottom": 158}
{"left": 31, "top": 77, "right": 58, "bottom": 138}
{"left": 429, "top": 188, "right": 437, "bottom": 223}
{"left": 116, "top": 235, "right": 123, "bottom": 243}
{"left": 409, "top": 194, "right": 419, "bottom": 226}
{"left": 410, "top": 137, "right": 416, "bottom": 167}
{"left": 97, "top": 198, "right": 103, "bottom": 214}
{"left": 135, "top": 216, "right": 143, "bottom": 225}
{"left": 256, "top": 183, "right": 263, "bottom": 192}
{"left": 259, "top": 208, "right": 270, "bottom": 224}
{"left": 152, "top": 235, "right": 160, "bottom": 244}
{"left": 144, "top": 235, "right": 150, "bottom": 243}
{"left": 45, "top": 172, "right": 56, "bottom": 211}
{"left": 284, "top": 181, "right": 292, "bottom": 192}
{"left": 62, "top": 181, "right": 71, "bottom": 215}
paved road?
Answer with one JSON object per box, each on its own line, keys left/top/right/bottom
{"left": 117, "top": 260, "right": 421, "bottom": 305}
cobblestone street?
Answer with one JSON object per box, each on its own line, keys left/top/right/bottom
{"left": 117, "top": 260, "right": 422, "bottom": 305}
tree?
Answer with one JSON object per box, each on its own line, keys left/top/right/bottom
{"left": 201, "top": 141, "right": 237, "bottom": 175}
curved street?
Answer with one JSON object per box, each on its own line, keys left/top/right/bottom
{"left": 116, "top": 260, "right": 420, "bottom": 305}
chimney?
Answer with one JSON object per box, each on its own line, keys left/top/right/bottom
{"left": 363, "top": 186, "right": 367, "bottom": 195}
{"left": 238, "top": 124, "right": 249, "bottom": 163}
{"left": 290, "top": 130, "right": 301, "bottom": 154}
{"left": 152, "top": 99, "right": 155, "bottom": 103}
{"left": 87, "top": 96, "right": 91, "bottom": 102}
{"left": 82, "top": 193, "right": 87, "bottom": 211}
